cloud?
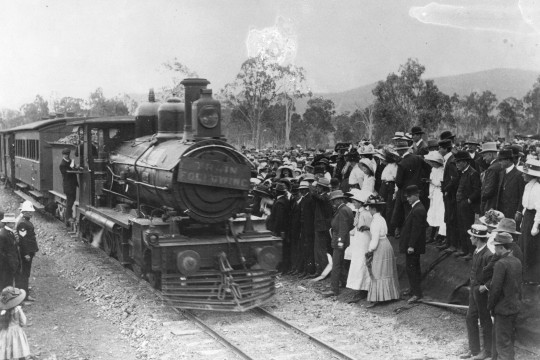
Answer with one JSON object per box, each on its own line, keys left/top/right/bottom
{"left": 409, "top": 1, "right": 539, "bottom": 35}
{"left": 246, "top": 16, "right": 298, "bottom": 65}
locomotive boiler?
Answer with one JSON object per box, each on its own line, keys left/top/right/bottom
{"left": 72, "top": 78, "right": 281, "bottom": 311}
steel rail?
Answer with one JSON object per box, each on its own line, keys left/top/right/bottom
{"left": 254, "top": 307, "right": 358, "bottom": 360}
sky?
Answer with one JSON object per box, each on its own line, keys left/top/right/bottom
{"left": 1, "top": 0, "right": 539, "bottom": 110}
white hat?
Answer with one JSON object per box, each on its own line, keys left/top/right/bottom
{"left": 20, "top": 200, "right": 35, "bottom": 212}
{"left": 298, "top": 181, "right": 310, "bottom": 189}
{"left": 346, "top": 188, "right": 372, "bottom": 203}
{"left": 1, "top": 213, "right": 17, "bottom": 223}
{"left": 517, "top": 158, "right": 540, "bottom": 178}
{"left": 359, "top": 158, "right": 374, "bottom": 174}
{"left": 424, "top": 151, "right": 444, "bottom": 165}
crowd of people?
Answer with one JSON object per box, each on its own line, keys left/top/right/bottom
{"left": 0, "top": 201, "right": 37, "bottom": 360}
{"left": 248, "top": 126, "right": 539, "bottom": 360}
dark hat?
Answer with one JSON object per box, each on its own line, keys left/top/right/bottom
{"left": 270, "top": 157, "right": 282, "bottom": 164}
{"left": 405, "top": 185, "right": 420, "bottom": 197}
{"left": 274, "top": 182, "right": 288, "bottom": 193}
{"left": 328, "top": 190, "right": 347, "bottom": 201}
{"left": 345, "top": 149, "right": 360, "bottom": 162}
{"left": 440, "top": 131, "right": 455, "bottom": 140}
{"left": 291, "top": 183, "right": 300, "bottom": 194}
{"left": 411, "top": 126, "right": 424, "bottom": 135}
{"left": 492, "top": 232, "right": 513, "bottom": 246}
{"left": 454, "top": 150, "right": 472, "bottom": 162}
{"left": 438, "top": 139, "right": 452, "bottom": 148}
{"left": 464, "top": 138, "right": 480, "bottom": 146}
{"left": 505, "top": 144, "right": 523, "bottom": 158}
{"left": 394, "top": 140, "right": 410, "bottom": 151}
{"left": 427, "top": 139, "right": 439, "bottom": 149}
{"left": 278, "top": 178, "right": 292, "bottom": 190}
{"left": 253, "top": 184, "right": 272, "bottom": 198}
{"left": 365, "top": 194, "right": 386, "bottom": 205}
{"left": 497, "top": 149, "right": 513, "bottom": 160}
{"left": 316, "top": 158, "right": 329, "bottom": 165}
{"left": 62, "top": 148, "right": 71, "bottom": 155}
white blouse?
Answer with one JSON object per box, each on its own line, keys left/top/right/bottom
{"left": 522, "top": 179, "right": 540, "bottom": 223}
{"left": 381, "top": 163, "right": 398, "bottom": 181}
{"left": 368, "top": 213, "right": 388, "bottom": 252}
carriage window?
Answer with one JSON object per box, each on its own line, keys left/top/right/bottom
{"left": 14, "top": 139, "right": 39, "bottom": 160}
{"left": 15, "top": 140, "right": 25, "bottom": 157}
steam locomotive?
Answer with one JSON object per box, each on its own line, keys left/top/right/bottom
{"left": 0, "top": 78, "right": 282, "bottom": 311}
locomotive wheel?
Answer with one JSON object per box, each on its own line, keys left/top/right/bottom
{"left": 146, "top": 271, "right": 162, "bottom": 290}
{"left": 102, "top": 228, "right": 117, "bottom": 258}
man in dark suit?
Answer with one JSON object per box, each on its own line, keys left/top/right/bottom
{"left": 310, "top": 178, "right": 333, "bottom": 278}
{"left": 455, "top": 150, "right": 482, "bottom": 260}
{"left": 438, "top": 138, "right": 460, "bottom": 253}
{"left": 392, "top": 141, "right": 430, "bottom": 233}
{"left": 321, "top": 190, "right": 354, "bottom": 297}
{"left": 298, "top": 181, "right": 316, "bottom": 277}
{"left": 480, "top": 142, "right": 501, "bottom": 214}
{"left": 0, "top": 214, "right": 20, "bottom": 290}
{"left": 495, "top": 149, "right": 525, "bottom": 223}
{"left": 288, "top": 184, "right": 302, "bottom": 275}
{"left": 459, "top": 224, "right": 493, "bottom": 360}
{"left": 59, "top": 148, "right": 79, "bottom": 226}
{"left": 266, "top": 182, "right": 291, "bottom": 272}
{"left": 465, "top": 139, "right": 485, "bottom": 173}
{"left": 411, "top": 126, "right": 428, "bottom": 156}
{"left": 487, "top": 233, "right": 522, "bottom": 360}
{"left": 400, "top": 185, "right": 427, "bottom": 303}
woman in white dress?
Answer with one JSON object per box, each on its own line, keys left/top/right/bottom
{"left": 345, "top": 189, "right": 373, "bottom": 303}
{"left": 359, "top": 158, "right": 375, "bottom": 193}
{"left": 364, "top": 195, "right": 400, "bottom": 307}
{"left": 424, "top": 151, "right": 446, "bottom": 240}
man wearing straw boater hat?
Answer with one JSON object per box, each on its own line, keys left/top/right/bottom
{"left": 0, "top": 214, "right": 20, "bottom": 290}
{"left": 320, "top": 190, "right": 354, "bottom": 298}
{"left": 479, "top": 142, "right": 501, "bottom": 214}
{"left": 486, "top": 232, "right": 522, "bottom": 360}
{"left": 459, "top": 224, "right": 493, "bottom": 360}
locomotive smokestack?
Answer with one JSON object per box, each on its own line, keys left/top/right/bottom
{"left": 180, "top": 78, "right": 209, "bottom": 141}
{"left": 156, "top": 97, "right": 184, "bottom": 141}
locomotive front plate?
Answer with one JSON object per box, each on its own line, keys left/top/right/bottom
{"left": 177, "top": 157, "right": 251, "bottom": 190}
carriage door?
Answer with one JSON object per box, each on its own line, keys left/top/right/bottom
{"left": 77, "top": 126, "right": 95, "bottom": 209}
{"left": 7, "top": 134, "right": 15, "bottom": 185}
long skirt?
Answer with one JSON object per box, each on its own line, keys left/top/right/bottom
{"left": 367, "top": 236, "right": 400, "bottom": 302}
{"left": 520, "top": 209, "right": 540, "bottom": 283}
{"left": 0, "top": 324, "right": 30, "bottom": 360}
{"left": 346, "top": 231, "right": 371, "bottom": 291}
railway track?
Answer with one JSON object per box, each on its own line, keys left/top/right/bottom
{"left": 70, "top": 229, "right": 357, "bottom": 360}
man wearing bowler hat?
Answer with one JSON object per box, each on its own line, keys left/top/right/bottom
{"left": 438, "top": 138, "right": 460, "bottom": 253}
{"left": 454, "top": 150, "right": 481, "bottom": 260}
{"left": 266, "top": 182, "right": 291, "bottom": 272}
{"left": 399, "top": 185, "right": 427, "bottom": 303}
{"left": 495, "top": 149, "right": 525, "bottom": 223}
{"left": 486, "top": 232, "right": 522, "bottom": 360}
{"left": 310, "top": 178, "right": 333, "bottom": 278}
{"left": 480, "top": 142, "right": 501, "bottom": 214}
{"left": 411, "top": 126, "right": 428, "bottom": 156}
{"left": 59, "top": 147, "right": 79, "bottom": 227}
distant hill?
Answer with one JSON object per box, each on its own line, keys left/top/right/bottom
{"left": 314, "top": 68, "right": 540, "bottom": 114}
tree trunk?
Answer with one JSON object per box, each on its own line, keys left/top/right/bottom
{"left": 284, "top": 100, "right": 292, "bottom": 148}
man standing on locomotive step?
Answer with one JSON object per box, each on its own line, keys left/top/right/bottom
{"left": 59, "top": 148, "right": 79, "bottom": 227}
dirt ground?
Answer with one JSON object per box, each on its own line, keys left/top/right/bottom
{"left": 2, "top": 187, "right": 537, "bottom": 360}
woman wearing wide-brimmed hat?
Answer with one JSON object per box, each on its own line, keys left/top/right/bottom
{"left": 517, "top": 158, "right": 540, "bottom": 284}
{"left": 364, "top": 195, "right": 400, "bottom": 307}
{"left": 424, "top": 150, "right": 446, "bottom": 243}
{"left": 0, "top": 286, "right": 30, "bottom": 360}
{"left": 358, "top": 158, "right": 375, "bottom": 193}
{"left": 344, "top": 189, "right": 373, "bottom": 303}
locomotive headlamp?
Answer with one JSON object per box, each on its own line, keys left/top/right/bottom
{"left": 148, "top": 233, "right": 159, "bottom": 245}
{"left": 198, "top": 106, "right": 219, "bottom": 129}
{"left": 176, "top": 250, "right": 201, "bottom": 276}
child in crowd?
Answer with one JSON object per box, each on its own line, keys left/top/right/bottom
{"left": 0, "top": 286, "right": 30, "bottom": 360}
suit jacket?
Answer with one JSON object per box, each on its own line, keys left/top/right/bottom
{"left": 16, "top": 217, "right": 38, "bottom": 256}
{"left": 472, "top": 154, "right": 487, "bottom": 173}
{"left": 470, "top": 246, "right": 493, "bottom": 286}
{"left": 0, "top": 227, "right": 20, "bottom": 275}
{"left": 312, "top": 191, "right": 333, "bottom": 232}
{"left": 330, "top": 204, "right": 354, "bottom": 248}
{"left": 496, "top": 166, "right": 525, "bottom": 218}
{"left": 487, "top": 252, "right": 522, "bottom": 315}
{"left": 413, "top": 139, "right": 429, "bottom": 156}
{"left": 456, "top": 166, "right": 482, "bottom": 214}
{"left": 395, "top": 154, "right": 430, "bottom": 197}
{"left": 399, "top": 201, "right": 428, "bottom": 254}
{"left": 442, "top": 154, "right": 460, "bottom": 222}
{"left": 266, "top": 195, "right": 290, "bottom": 236}
{"left": 59, "top": 158, "right": 79, "bottom": 194}
{"left": 288, "top": 195, "right": 302, "bottom": 242}
{"left": 300, "top": 193, "right": 315, "bottom": 240}
{"left": 481, "top": 161, "right": 502, "bottom": 214}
